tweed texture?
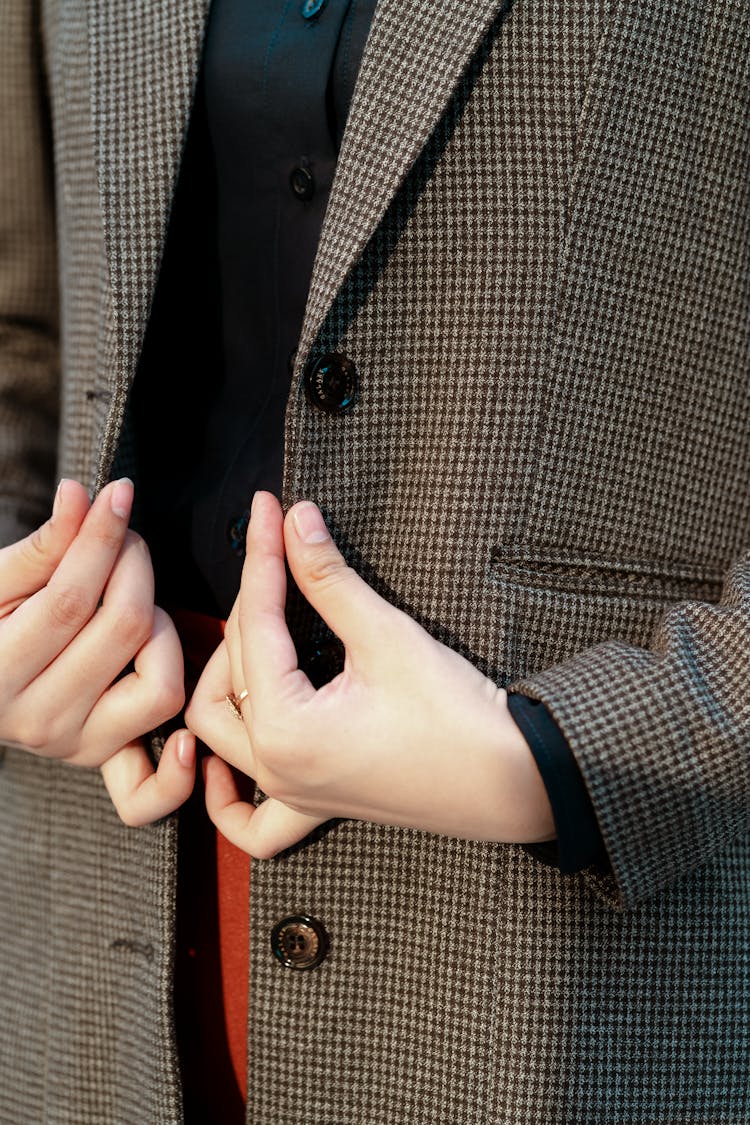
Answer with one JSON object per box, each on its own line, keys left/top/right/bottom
{"left": 511, "top": 1, "right": 750, "bottom": 911}
{"left": 274, "top": 0, "right": 750, "bottom": 1119}
{"left": 0, "top": 0, "right": 748, "bottom": 1122}
{"left": 0, "top": 0, "right": 59, "bottom": 543}
{"left": 0, "top": 0, "right": 206, "bottom": 1121}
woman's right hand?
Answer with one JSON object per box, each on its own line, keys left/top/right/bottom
{"left": 0, "top": 477, "right": 195, "bottom": 825}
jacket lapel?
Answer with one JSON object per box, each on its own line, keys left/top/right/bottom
{"left": 87, "top": 0, "right": 507, "bottom": 471}
{"left": 297, "top": 0, "right": 509, "bottom": 363}
{"left": 88, "top": 0, "right": 210, "bottom": 394}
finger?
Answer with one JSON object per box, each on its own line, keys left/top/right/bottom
{"left": 185, "top": 639, "right": 257, "bottom": 775}
{"left": 101, "top": 728, "right": 196, "bottom": 828}
{"left": 283, "top": 500, "right": 390, "bottom": 654}
{"left": 2, "top": 478, "right": 136, "bottom": 686}
{"left": 71, "top": 607, "right": 185, "bottom": 767}
{"left": 239, "top": 491, "right": 310, "bottom": 702}
{"left": 204, "top": 754, "right": 325, "bottom": 858}
{"left": 0, "top": 479, "right": 90, "bottom": 613}
{"left": 20, "top": 532, "right": 155, "bottom": 726}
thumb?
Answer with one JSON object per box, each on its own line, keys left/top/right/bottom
{"left": 204, "top": 754, "right": 325, "bottom": 858}
{"left": 283, "top": 502, "right": 387, "bottom": 650}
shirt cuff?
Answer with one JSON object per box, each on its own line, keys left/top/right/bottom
{"left": 507, "top": 693, "right": 609, "bottom": 874}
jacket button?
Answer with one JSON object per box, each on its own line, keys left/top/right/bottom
{"left": 300, "top": 637, "right": 345, "bottom": 688}
{"left": 304, "top": 353, "right": 358, "bottom": 413}
{"left": 271, "top": 915, "right": 329, "bottom": 970}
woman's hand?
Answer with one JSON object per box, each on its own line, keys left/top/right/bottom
{"left": 186, "top": 491, "right": 554, "bottom": 858}
{"left": 0, "top": 478, "right": 195, "bottom": 825}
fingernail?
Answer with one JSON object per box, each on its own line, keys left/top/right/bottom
{"left": 292, "top": 502, "right": 330, "bottom": 544}
{"left": 110, "top": 477, "right": 134, "bottom": 519}
{"left": 177, "top": 732, "right": 194, "bottom": 768}
{"left": 53, "top": 478, "right": 69, "bottom": 513}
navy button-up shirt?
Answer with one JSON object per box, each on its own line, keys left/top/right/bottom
{"left": 133, "top": 0, "right": 377, "bottom": 615}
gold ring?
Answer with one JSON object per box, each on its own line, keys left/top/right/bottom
{"left": 225, "top": 689, "right": 249, "bottom": 721}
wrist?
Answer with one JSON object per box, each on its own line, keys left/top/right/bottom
{"left": 458, "top": 692, "right": 557, "bottom": 845}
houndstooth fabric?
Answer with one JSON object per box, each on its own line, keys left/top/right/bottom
{"left": 1, "top": 0, "right": 749, "bottom": 1122}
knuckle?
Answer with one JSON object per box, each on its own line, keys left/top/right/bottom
{"left": 164, "top": 679, "right": 187, "bottom": 717}
{"left": 112, "top": 603, "right": 153, "bottom": 650}
{"left": 147, "top": 676, "right": 186, "bottom": 725}
{"left": 92, "top": 522, "right": 126, "bottom": 553}
{"left": 183, "top": 697, "right": 198, "bottom": 732}
{"left": 124, "top": 528, "right": 147, "bottom": 552}
{"left": 184, "top": 693, "right": 210, "bottom": 739}
{"left": 13, "top": 720, "right": 46, "bottom": 752}
{"left": 247, "top": 834, "right": 278, "bottom": 861}
{"left": 48, "top": 584, "right": 92, "bottom": 629}
{"left": 123, "top": 530, "right": 153, "bottom": 566}
{"left": 306, "top": 555, "right": 352, "bottom": 591}
{"left": 22, "top": 524, "right": 52, "bottom": 568}
{"left": 113, "top": 799, "right": 144, "bottom": 829}
{"left": 13, "top": 713, "right": 60, "bottom": 754}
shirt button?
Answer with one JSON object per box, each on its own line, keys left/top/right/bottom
{"left": 227, "top": 509, "right": 251, "bottom": 557}
{"left": 271, "top": 915, "right": 329, "bottom": 970}
{"left": 304, "top": 352, "right": 358, "bottom": 414}
{"left": 290, "top": 165, "right": 315, "bottom": 201}
{"left": 301, "top": 0, "right": 328, "bottom": 18}
{"left": 300, "top": 637, "right": 345, "bottom": 688}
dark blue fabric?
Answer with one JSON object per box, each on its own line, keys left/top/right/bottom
{"left": 133, "top": 0, "right": 376, "bottom": 617}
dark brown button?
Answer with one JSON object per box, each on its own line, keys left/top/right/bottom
{"left": 300, "top": 637, "right": 345, "bottom": 688}
{"left": 290, "top": 165, "right": 315, "bottom": 201}
{"left": 271, "top": 915, "right": 329, "bottom": 970}
{"left": 304, "top": 352, "right": 358, "bottom": 414}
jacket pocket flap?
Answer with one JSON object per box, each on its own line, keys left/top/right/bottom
{"left": 490, "top": 545, "right": 724, "bottom": 602}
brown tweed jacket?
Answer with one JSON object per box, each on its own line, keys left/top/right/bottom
{"left": 1, "top": 0, "right": 748, "bottom": 1122}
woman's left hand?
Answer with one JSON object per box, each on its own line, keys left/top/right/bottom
{"left": 186, "top": 491, "right": 554, "bottom": 858}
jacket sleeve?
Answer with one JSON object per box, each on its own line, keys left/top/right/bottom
{"left": 512, "top": 553, "right": 750, "bottom": 910}
{"left": 0, "top": 0, "right": 60, "bottom": 548}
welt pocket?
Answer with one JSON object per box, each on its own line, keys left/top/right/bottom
{"left": 489, "top": 545, "right": 725, "bottom": 602}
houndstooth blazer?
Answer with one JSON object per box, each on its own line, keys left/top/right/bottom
{"left": 1, "top": 0, "right": 748, "bottom": 1122}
